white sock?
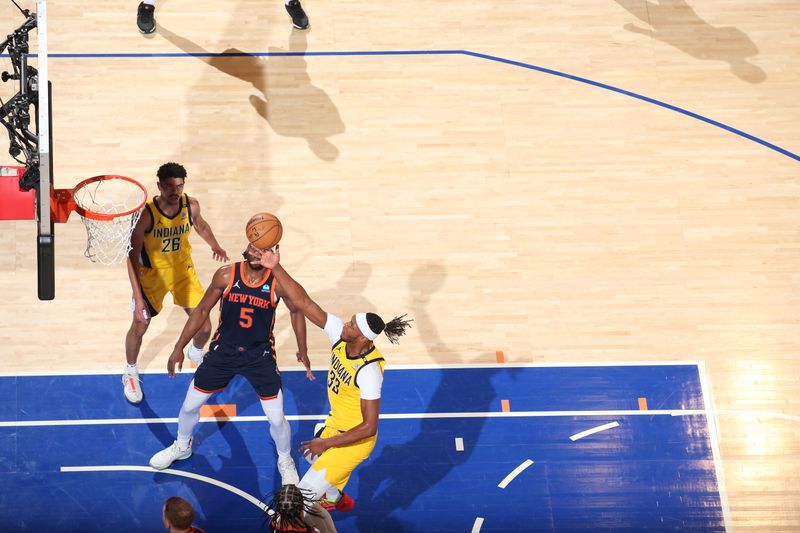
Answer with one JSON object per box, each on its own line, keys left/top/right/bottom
{"left": 260, "top": 390, "right": 292, "bottom": 460}
{"left": 297, "top": 466, "right": 333, "bottom": 500}
{"left": 177, "top": 381, "right": 211, "bottom": 449}
{"left": 143, "top": 0, "right": 155, "bottom": 6}
{"left": 284, "top": 0, "right": 294, "bottom": 5}
{"left": 125, "top": 363, "right": 138, "bottom": 374}
{"left": 187, "top": 343, "right": 204, "bottom": 361}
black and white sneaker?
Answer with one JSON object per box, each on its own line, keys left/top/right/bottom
{"left": 137, "top": 2, "right": 156, "bottom": 34}
{"left": 285, "top": 0, "right": 309, "bottom": 30}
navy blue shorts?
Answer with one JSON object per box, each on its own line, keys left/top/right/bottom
{"left": 192, "top": 342, "right": 281, "bottom": 399}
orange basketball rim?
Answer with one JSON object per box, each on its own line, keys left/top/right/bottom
{"left": 51, "top": 174, "right": 146, "bottom": 223}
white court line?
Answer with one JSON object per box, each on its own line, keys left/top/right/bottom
{"left": 60, "top": 465, "right": 268, "bottom": 512}
{"left": 389, "top": 361, "right": 705, "bottom": 370}
{"left": 455, "top": 437, "right": 464, "bottom": 451}
{"left": 498, "top": 459, "right": 534, "bottom": 489}
{"left": 0, "top": 361, "right": 704, "bottom": 377}
{"left": 0, "top": 366, "right": 325, "bottom": 377}
{"left": 471, "top": 517, "right": 484, "bottom": 533}
{"left": 0, "top": 409, "right": 708, "bottom": 428}
{"left": 0, "top": 415, "right": 323, "bottom": 428}
{"left": 381, "top": 409, "right": 704, "bottom": 419}
{"left": 569, "top": 421, "right": 619, "bottom": 441}
{"left": 698, "top": 361, "right": 733, "bottom": 533}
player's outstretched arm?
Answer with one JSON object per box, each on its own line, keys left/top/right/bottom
{"left": 281, "top": 292, "right": 315, "bottom": 381}
{"left": 167, "top": 265, "right": 228, "bottom": 376}
{"left": 257, "top": 246, "right": 327, "bottom": 329}
{"left": 188, "top": 197, "right": 229, "bottom": 262}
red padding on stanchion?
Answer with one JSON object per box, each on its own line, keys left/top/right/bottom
{"left": 0, "top": 166, "right": 35, "bottom": 221}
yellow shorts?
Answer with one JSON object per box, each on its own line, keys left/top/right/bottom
{"left": 137, "top": 261, "right": 204, "bottom": 316}
{"left": 311, "top": 425, "right": 376, "bottom": 491}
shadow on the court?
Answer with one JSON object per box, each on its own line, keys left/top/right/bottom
{"left": 307, "top": 260, "right": 376, "bottom": 324}
{"left": 137, "top": 306, "right": 188, "bottom": 371}
{"left": 355, "top": 263, "right": 514, "bottom": 531}
{"left": 612, "top": 0, "right": 766, "bottom": 83}
{"left": 140, "top": 397, "right": 175, "bottom": 447}
{"left": 158, "top": 25, "right": 344, "bottom": 161}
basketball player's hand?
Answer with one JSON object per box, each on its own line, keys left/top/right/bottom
{"left": 300, "top": 438, "right": 329, "bottom": 460}
{"left": 167, "top": 348, "right": 185, "bottom": 377}
{"left": 254, "top": 244, "right": 280, "bottom": 269}
{"left": 132, "top": 298, "right": 150, "bottom": 323}
{"left": 212, "top": 246, "right": 229, "bottom": 262}
{"left": 297, "top": 351, "right": 315, "bottom": 381}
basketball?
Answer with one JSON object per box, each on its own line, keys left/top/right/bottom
{"left": 246, "top": 212, "right": 283, "bottom": 250}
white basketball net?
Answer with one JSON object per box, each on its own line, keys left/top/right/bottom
{"left": 73, "top": 178, "right": 146, "bottom": 265}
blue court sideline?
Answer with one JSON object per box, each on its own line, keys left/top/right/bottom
{"left": 0, "top": 364, "right": 726, "bottom": 532}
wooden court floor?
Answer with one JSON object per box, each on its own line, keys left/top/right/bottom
{"left": 0, "top": 0, "right": 798, "bottom": 530}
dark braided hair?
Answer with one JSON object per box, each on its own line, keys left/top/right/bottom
{"left": 366, "top": 313, "right": 412, "bottom": 344}
{"left": 263, "top": 485, "right": 321, "bottom": 533}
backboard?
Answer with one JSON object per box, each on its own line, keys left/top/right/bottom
{"left": 36, "top": 0, "right": 54, "bottom": 300}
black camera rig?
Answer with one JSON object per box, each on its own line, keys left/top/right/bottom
{"left": 0, "top": 9, "right": 41, "bottom": 190}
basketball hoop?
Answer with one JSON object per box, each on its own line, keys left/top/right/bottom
{"left": 51, "top": 175, "right": 147, "bottom": 265}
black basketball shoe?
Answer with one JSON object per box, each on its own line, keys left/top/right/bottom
{"left": 137, "top": 2, "right": 156, "bottom": 34}
{"left": 285, "top": 0, "right": 309, "bottom": 30}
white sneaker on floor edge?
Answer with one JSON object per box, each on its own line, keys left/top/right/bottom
{"left": 150, "top": 440, "right": 192, "bottom": 470}
{"left": 122, "top": 371, "right": 143, "bottom": 403}
{"left": 278, "top": 457, "right": 299, "bottom": 485}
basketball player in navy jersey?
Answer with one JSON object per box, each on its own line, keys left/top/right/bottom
{"left": 148, "top": 240, "right": 314, "bottom": 485}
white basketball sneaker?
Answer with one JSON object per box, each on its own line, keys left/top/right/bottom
{"left": 149, "top": 439, "right": 193, "bottom": 470}
{"left": 186, "top": 344, "right": 205, "bottom": 365}
{"left": 122, "top": 370, "right": 143, "bottom": 403}
{"left": 277, "top": 457, "right": 299, "bottom": 485}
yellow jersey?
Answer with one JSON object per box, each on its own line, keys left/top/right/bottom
{"left": 140, "top": 194, "right": 194, "bottom": 269}
{"left": 326, "top": 341, "right": 385, "bottom": 432}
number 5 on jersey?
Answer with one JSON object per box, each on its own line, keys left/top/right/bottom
{"left": 239, "top": 307, "right": 254, "bottom": 328}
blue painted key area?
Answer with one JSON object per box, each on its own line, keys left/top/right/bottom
{"left": 0, "top": 364, "right": 724, "bottom": 532}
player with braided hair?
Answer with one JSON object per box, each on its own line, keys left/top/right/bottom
{"left": 255, "top": 245, "right": 412, "bottom": 514}
{"left": 264, "top": 484, "right": 336, "bottom": 533}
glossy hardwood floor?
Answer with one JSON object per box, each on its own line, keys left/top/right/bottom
{"left": 0, "top": 0, "right": 798, "bottom": 530}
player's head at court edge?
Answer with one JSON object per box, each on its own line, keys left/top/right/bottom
{"left": 162, "top": 496, "right": 204, "bottom": 533}
{"left": 263, "top": 484, "right": 337, "bottom": 533}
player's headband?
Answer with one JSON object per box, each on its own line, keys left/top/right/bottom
{"left": 356, "top": 313, "right": 379, "bottom": 341}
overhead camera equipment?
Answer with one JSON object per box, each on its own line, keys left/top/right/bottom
{"left": 0, "top": 6, "right": 40, "bottom": 190}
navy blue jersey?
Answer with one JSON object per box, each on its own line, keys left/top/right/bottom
{"left": 211, "top": 262, "right": 279, "bottom": 352}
